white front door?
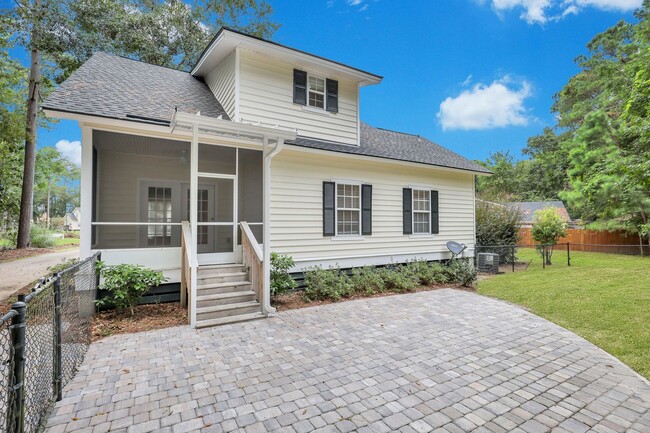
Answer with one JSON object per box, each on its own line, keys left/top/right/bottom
{"left": 184, "top": 178, "right": 236, "bottom": 264}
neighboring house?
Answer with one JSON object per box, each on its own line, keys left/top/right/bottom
{"left": 510, "top": 201, "right": 573, "bottom": 227}
{"left": 43, "top": 28, "right": 491, "bottom": 328}
{"left": 64, "top": 207, "right": 81, "bottom": 231}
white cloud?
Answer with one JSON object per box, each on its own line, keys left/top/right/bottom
{"left": 437, "top": 77, "right": 533, "bottom": 130}
{"left": 476, "top": 0, "right": 641, "bottom": 24}
{"left": 55, "top": 140, "right": 81, "bottom": 166}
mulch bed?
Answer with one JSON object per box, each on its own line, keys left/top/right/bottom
{"left": 272, "top": 284, "right": 475, "bottom": 311}
{"left": 0, "top": 247, "right": 57, "bottom": 263}
{"left": 91, "top": 303, "right": 188, "bottom": 342}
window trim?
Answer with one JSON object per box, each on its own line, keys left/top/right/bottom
{"left": 334, "top": 181, "right": 362, "bottom": 237}
{"left": 305, "top": 72, "right": 327, "bottom": 111}
{"left": 411, "top": 188, "right": 431, "bottom": 235}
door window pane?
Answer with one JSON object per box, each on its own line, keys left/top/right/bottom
{"left": 147, "top": 187, "right": 172, "bottom": 246}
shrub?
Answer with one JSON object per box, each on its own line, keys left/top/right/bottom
{"left": 30, "top": 225, "right": 54, "bottom": 248}
{"left": 270, "top": 252, "right": 296, "bottom": 297}
{"left": 406, "top": 260, "right": 449, "bottom": 285}
{"left": 95, "top": 262, "right": 167, "bottom": 315}
{"left": 48, "top": 258, "right": 79, "bottom": 274}
{"left": 532, "top": 208, "right": 568, "bottom": 265}
{"left": 476, "top": 199, "right": 522, "bottom": 263}
{"left": 350, "top": 266, "right": 386, "bottom": 295}
{"left": 380, "top": 265, "right": 420, "bottom": 293}
{"left": 445, "top": 260, "right": 477, "bottom": 287}
{"left": 303, "top": 266, "right": 353, "bottom": 302}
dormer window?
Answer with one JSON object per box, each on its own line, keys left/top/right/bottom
{"left": 294, "top": 69, "right": 338, "bottom": 113}
{"left": 308, "top": 76, "right": 325, "bottom": 109}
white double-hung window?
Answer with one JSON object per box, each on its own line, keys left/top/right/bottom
{"left": 336, "top": 183, "right": 361, "bottom": 236}
{"left": 412, "top": 189, "right": 431, "bottom": 234}
{"left": 308, "top": 75, "right": 326, "bottom": 109}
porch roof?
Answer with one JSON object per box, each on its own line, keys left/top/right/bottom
{"left": 42, "top": 52, "right": 228, "bottom": 125}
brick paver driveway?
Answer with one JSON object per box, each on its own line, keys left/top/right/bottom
{"left": 45, "top": 289, "right": 650, "bottom": 433}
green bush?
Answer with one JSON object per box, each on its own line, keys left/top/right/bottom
{"left": 303, "top": 266, "right": 353, "bottom": 302}
{"left": 380, "top": 265, "right": 420, "bottom": 293}
{"left": 476, "top": 199, "right": 522, "bottom": 263}
{"left": 445, "top": 260, "right": 477, "bottom": 287}
{"left": 532, "top": 208, "right": 568, "bottom": 265}
{"left": 95, "top": 262, "right": 167, "bottom": 315}
{"left": 30, "top": 225, "right": 55, "bottom": 248}
{"left": 48, "top": 258, "right": 79, "bottom": 274}
{"left": 350, "top": 266, "right": 386, "bottom": 295}
{"left": 270, "top": 252, "right": 296, "bottom": 297}
{"left": 406, "top": 260, "right": 449, "bottom": 285}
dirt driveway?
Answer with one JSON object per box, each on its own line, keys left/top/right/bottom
{"left": 0, "top": 247, "right": 79, "bottom": 301}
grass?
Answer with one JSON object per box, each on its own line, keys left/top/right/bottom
{"left": 53, "top": 237, "right": 80, "bottom": 246}
{"left": 478, "top": 248, "right": 650, "bottom": 379}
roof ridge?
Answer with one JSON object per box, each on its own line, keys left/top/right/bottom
{"left": 93, "top": 51, "right": 191, "bottom": 74}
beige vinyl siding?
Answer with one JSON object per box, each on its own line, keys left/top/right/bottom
{"left": 270, "top": 150, "right": 476, "bottom": 265}
{"left": 238, "top": 49, "right": 359, "bottom": 145}
{"left": 205, "top": 51, "right": 236, "bottom": 120}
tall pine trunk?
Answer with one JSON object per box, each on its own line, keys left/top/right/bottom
{"left": 16, "top": 0, "right": 41, "bottom": 249}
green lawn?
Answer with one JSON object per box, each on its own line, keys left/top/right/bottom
{"left": 53, "top": 237, "right": 80, "bottom": 247}
{"left": 478, "top": 249, "right": 650, "bottom": 379}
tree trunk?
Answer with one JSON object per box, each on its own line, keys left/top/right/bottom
{"left": 46, "top": 180, "right": 51, "bottom": 230}
{"left": 16, "top": 1, "right": 41, "bottom": 249}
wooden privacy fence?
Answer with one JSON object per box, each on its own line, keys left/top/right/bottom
{"left": 518, "top": 228, "right": 647, "bottom": 254}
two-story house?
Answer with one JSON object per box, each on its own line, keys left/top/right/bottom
{"left": 43, "top": 28, "right": 490, "bottom": 328}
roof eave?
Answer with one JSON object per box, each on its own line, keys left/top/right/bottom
{"left": 191, "top": 27, "right": 382, "bottom": 85}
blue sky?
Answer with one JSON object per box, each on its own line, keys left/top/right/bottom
{"left": 31, "top": 0, "right": 642, "bottom": 164}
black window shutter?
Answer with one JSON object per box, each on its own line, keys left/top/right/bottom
{"left": 293, "top": 69, "right": 307, "bottom": 105}
{"left": 323, "top": 182, "right": 336, "bottom": 236}
{"left": 403, "top": 188, "right": 412, "bottom": 235}
{"left": 361, "top": 184, "right": 372, "bottom": 236}
{"left": 326, "top": 78, "right": 338, "bottom": 113}
{"left": 431, "top": 190, "right": 439, "bottom": 234}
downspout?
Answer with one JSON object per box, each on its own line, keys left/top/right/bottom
{"left": 262, "top": 136, "right": 284, "bottom": 315}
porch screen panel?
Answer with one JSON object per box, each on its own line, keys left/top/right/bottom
{"left": 92, "top": 130, "right": 189, "bottom": 249}
{"left": 198, "top": 143, "right": 236, "bottom": 174}
{"left": 238, "top": 149, "right": 263, "bottom": 244}
{"left": 195, "top": 176, "right": 235, "bottom": 254}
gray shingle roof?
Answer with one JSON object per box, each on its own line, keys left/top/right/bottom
{"left": 510, "top": 201, "right": 570, "bottom": 223}
{"left": 42, "top": 52, "right": 229, "bottom": 123}
{"left": 43, "top": 52, "right": 489, "bottom": 174}
{"left": 287, "top": 123, "right": 491, "bottom": 173}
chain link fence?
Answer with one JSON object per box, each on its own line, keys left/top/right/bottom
{"left": 0, "top": 252, "right": 100, "bottom": 433}
{"left": 476, "top": 242, "right": 649, "bottom": 274}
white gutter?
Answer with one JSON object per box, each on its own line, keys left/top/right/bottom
{"left": 262, "top": 136, "right": 285, "bottom": 315}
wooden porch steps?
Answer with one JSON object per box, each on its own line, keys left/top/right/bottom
{"left": 194, "top": 263, "right": 264, "bottom": 328}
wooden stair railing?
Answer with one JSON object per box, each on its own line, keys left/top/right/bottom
{"left": 180, "top": 221, "right": 197, "bottom": 321}
{"left": 240, "top": 222, "right": 264, "bottom": 308}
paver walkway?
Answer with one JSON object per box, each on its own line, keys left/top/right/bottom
{"left": 44, "top": 289, "right": 650, "bottom": 433}
{"left": 0, "top": 247, "right": 79, "bottom": 300}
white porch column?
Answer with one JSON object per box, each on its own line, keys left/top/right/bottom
{"left": 189, "top": 124, "right": 199, "bottom": 328}
{"left": 262, "top": 137, "right": 284, "bottom": 315}
{"left": 79, "top": 124, "right": 92, "bottom": 259}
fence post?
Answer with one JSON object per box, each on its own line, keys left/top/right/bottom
{"left": 95, "top": 253, "right": 101, "bottom": 302}
{"left": 53, "top": 275, "right": 63, "bottom": 402}
{"left": 567, "top": 242, "right": 571, "bottom": 267}
{"left": 10, "top": 299, "right": 27, "bottom": 433}
{"left": 511, "top": 246, "right": 515, "bottom": 273}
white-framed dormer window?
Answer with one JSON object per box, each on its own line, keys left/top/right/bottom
{"left": 412, "top": 189, "right": 431, "bottom": 234}
{"left": 308, "top": 75, "right": 326, "bottom": 109}
{"left": 293, "top": 69, "right": 338, "bottom": 113}
{"left": 336, "top": 183, "right": 361, "bottom": 236}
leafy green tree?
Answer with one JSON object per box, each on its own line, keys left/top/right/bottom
{"left": 532, "top": 208, "right": 568, "bottom": 265}
{"left": 4, "top": 0, "right": 279, "bottom": 247}
{"left": 475, "top": 199, "right": 522, "bottom": 263}
{"left": 33, "top": 146, "right": 80, "bottom": 227}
